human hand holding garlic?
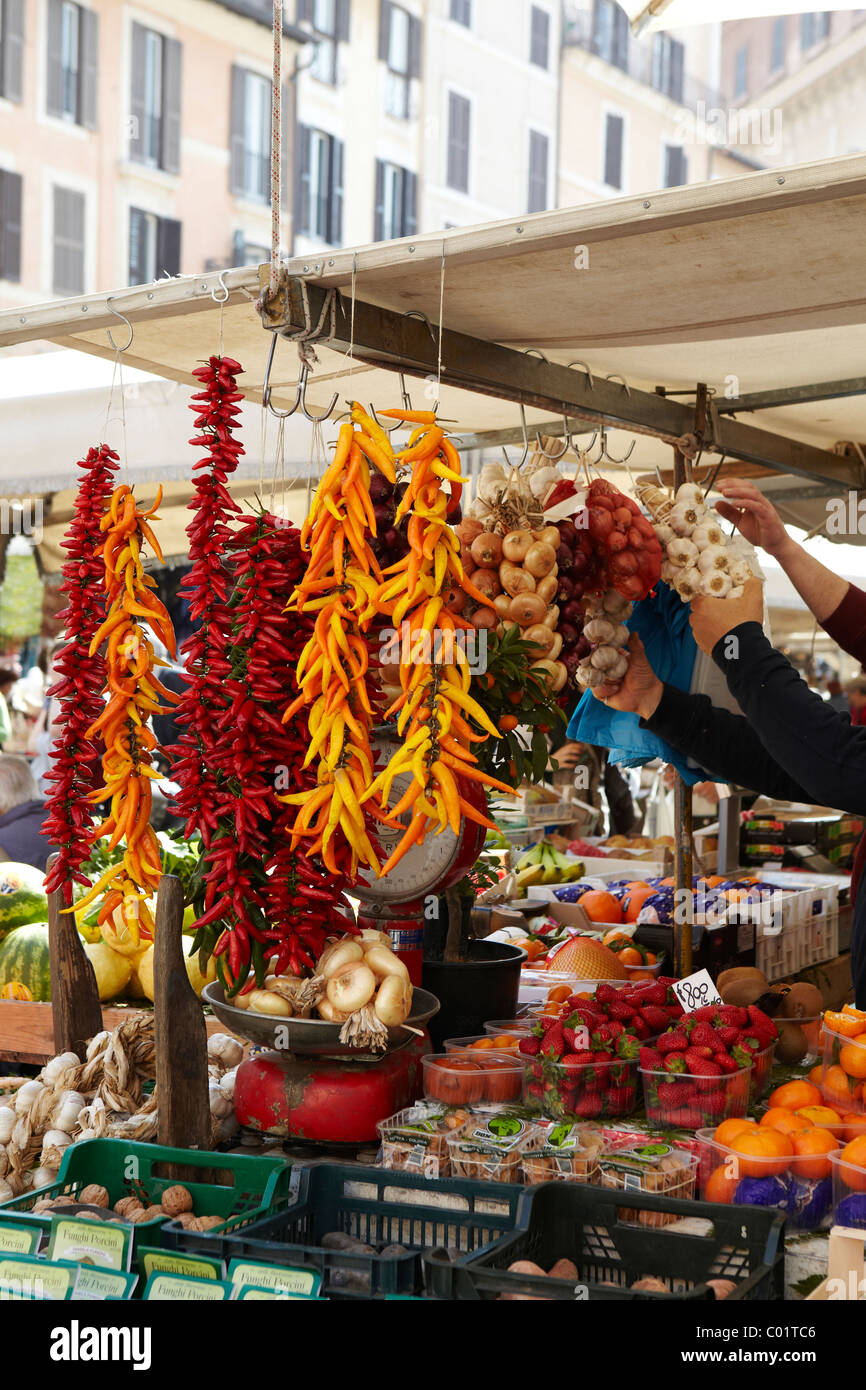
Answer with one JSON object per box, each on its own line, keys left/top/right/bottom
{"left": 689, "top": 576, "right": 764, "bottom": 655}
{"left": 714, "top": 478, "right": 790, "bottom": 558}
{"left": 590, "top": 632, "right": 663, "bottom": 720}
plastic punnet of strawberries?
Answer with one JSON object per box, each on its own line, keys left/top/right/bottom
{"left": 519, "top": 978, "right": 684, "bottom": 1121}
{"left": 640, "top": 1003, "right": 779, "bottom": 1131}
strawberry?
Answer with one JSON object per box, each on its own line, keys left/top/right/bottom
{"left": 592, "top": 1050, "right": 615, "bottom": 1065}
{"left": 607, "top": 1085, "right": 636, "bottom": 1113}
{"left": 615, "top": 1034, "right": 640, "bottom": 1060}
{"left": 519, "top": 1036, "right": 541, "bottom": 1056}
{"left": 715, "top": 1053, "right": 741, "bottom": 1075}
{"left": 699, "top": 1089, "right": 728, "bottom": 1118}
{"left": 664, "top": 1052, "right": 688, "bottom": 1074}
{"left": 606, "top": 1021, "right": 626, "bottom": 1040}
{"left": 748, "top": 1005, "right": 778, "bottom": 1038}
{"left": 562, "top": 1027, "right": 580, "bottom": 1052}
{"left": 658, "top": 1030, "right": 688, "bottom": 1053}
{"left": 573, "top": 1093, "right": 603, "bottom": 1119}
{"left": 594, "top": 983, "right": 619, "bottom": 1004}
{"left": 565, "top": 1051, "right": 594, "bottom": 1067}
{"left": 608, "top": 1001, "right": 636, "bottom": 1022}
{"left": 685, "top": 1051, "right": 722, "bottom": 1077}
{"left": 689, "top": 1022, "right": 725, "bottom": 1053}
{"left": 540, "top": 1014, "right": 561, "bottom": 1032}
{"left": 567, "top": 995, "right": 602, "bottom": 1013}
{"left": 719, "top": 1005, "right": 750, "bottom": 1027}
{"left": 631, "top": 1017, "right": 652, "bottom": 1039}
{"left": 639, "top": 1046, "right": 663, "bottom": 1070}
{"left": 690, "top": 1005, "right": 721, "bottom": 1024}
{"left": 635, "top": 981, "right": 668, "bottom": 1006}
{"left": 639, "top": 1004, "right": 670, "bottom": 1033}
{"left": 542, "top": 1023, "right": 565, "bottom": 1058}
{"left": 676, "top": 1108, "right": 705, "bottom": 1129}
{"left": 739, "top": 1029, "right": 773, "bottom": 1052}
{"left": 657, "top": 1080, "right": 685, "bottom": 1107}
{"left": 716, "top": 1026, "right": 740, "bottom": 1049}
{"left": 527, "top": 1082, "right": 544, "bottom": 1098}
{"left": 594, "top": 1024, "right": 614, "bottom": 1044}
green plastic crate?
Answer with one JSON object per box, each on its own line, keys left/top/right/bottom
{"left": 0, "top": 1139, "right": 292, "bottom": 1247}
{"left": 163, "top": 1161, "right": 524, "bottom": 1298}
{"left": 425, "top": 1182, "right": 785, "bottom": 1300}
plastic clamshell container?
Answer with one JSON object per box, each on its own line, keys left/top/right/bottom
{"left": 443, "top": 1034, "right": 523, "bottom": 1053}
{"left": 599, "top": 1139, "right": 698, "bottom": 1227}
{"left": 523, "top": 1054, "right": 639, "bottom": 1121}
{"left": 376, "top": 1104, "right": 474, "bottom": 1179}
{"left": 422, "top": 1051, "right": 524, "bottom": 1106}
{"left": 623, "top": 960, "right": 663, "bottom": 980}
{"left": 518, "top": 1121, "right": 607, "bottom": 1184}
{"left": 482, "top": 1019, "right": 537, "bottom": 1037}
{"left": 697, "top": 1129, "right": 836, "bottom": 1232}
{"left": 446, "top": 1113, "right": 536, "bottom": 1184}
{"left": 829, "top": 1150, "right": 866, "bottom": 1229}
{"left": 641, "top": 1064, "right": 751, "bottom": 1131}
{"left": 518, "top": 971, "right": 629, "bottom": 1006}
{"left": 822, "top": 1027, "right": 866, "bottom": 1114}
{"left": 749, "top": 1043, "right": 777, "bottom": 1102}
{"left": 773, "top": 1015, "right": 823, "bottom": 1066}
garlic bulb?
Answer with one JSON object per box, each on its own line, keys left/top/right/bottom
{"left": 728, "top": 585, "right": 745, "bottom": 599}
{"left": 601, "top": 589, "right": 631, "bottom": 618}
{"left": 660, "top": 559, "right": 677, "bottom": 583}
{"left": 610, "top": 623, "right": 631, "bottom": 647}
{"left": 208, "top": 1079, "right": 233, "bottom": 1120}
{"left": 654, "top": 523, "right": 675, "bottom": 546}
{"left": 729, "top": 558, "right": 751, "bottom": 585}
{"left": 583, "top": 618, "right": 616, "bottom": 645}
{"left": 674, "top": 567, "right": 702, "bottom": 601}
{"left": 675, "top": 483, "right": 704, "bottom": 508}
{"left": 86, "top": 1032, "right": 110, "bottom": 1060}
{"left": 42, "top": 1052, "right": 80, "bottom": 1087}
{"left": 30, "top": 1166, "right": 57, "bottom": 1191}
{"left": 692, "top": 520, "right": 724, "bottom": 549}
{"left": 668, "top": 501, "right": 706, "bottom": 536}
{"left": 590, "top": 644, "right": 621, "bottom": 671}
{"left": 0, "top": 1147, "right": 7, "bottom": 1179}
{"left": 41, "top": 1130, "right": 72, "bottom": 1169}
{"left": 528, "top": 467, "right": 561, "bottom": 500}
{"left": 15, "top": 1080, "right": 44, "bottom": 1116}
{"left": 667, "top": 537, "right": 699, "bottom": 569}
{"left": 218, "top": 1068, "right": 238, "bottom": 1103}
{"left": 207, "top": 1033, "right": 244, "bottom": 1071}
{"left": 0, "top": 1177, "right": 12, "bottom": 1203}
{"left": 607, "top": 652, "right": 629, "bottom": 682}
{"left": 0, "top": 1107, "right": 14, "bottom": 1145}
{"left": 697, "top": 545, "right": 730, "bottom": 574}
{"left": 52, "top": 1090, "right": 85, "bottom": 1135}
{"left": 701, "top": 570, "right": 732, "bottom": 597}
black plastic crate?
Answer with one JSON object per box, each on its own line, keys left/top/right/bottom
{"left": 425, "top": 1182, "right": 785, "bottom": 1300}
{"left": 162, "top": 1161, "right": 523, "bottom": 1298}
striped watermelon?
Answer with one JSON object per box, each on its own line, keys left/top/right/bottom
{"left": 0, "top": 863, "right": 48, "bottom": 943}
{"left": 0, "top": 923, "right": 52, "bottom": 1001}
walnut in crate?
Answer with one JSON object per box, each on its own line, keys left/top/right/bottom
{"left": 114, "top": 1196, "right": 144, "bottom": 1219}
{"left": 31, "top": 1199, "right": 55, "bottom": 1214}
{"left": 140, "top": 1205, "right": 166, "bottom": 1222}
{"left": 79, "top": 1184, "right": 109, "bottom": 1208}
{"left": 190, "top": 1215, "right": 223, "bottom": 1232}
{"left": 599, "top": 1141, "right": 697, "bottom": 1229}
{"left": 174, "top": 1212, "right": 198, "bottom": 1230}
{"left": 160, "top": 1185, "right": 194, "bottom": 1216}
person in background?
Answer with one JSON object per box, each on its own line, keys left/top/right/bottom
{"left": 826, "top": 677, "right": 850, "bottom": 716}
{"left": 845, "top": 677, "right": 866, "bottom": 726}
{"left": 0, "top": 669, "right": 17, "bottom": 749}
{"left": 550, "top": 739, "right": 639, "bottom": 837}
{"left": 0, "top": 756, "right": 54, "bottom": 870}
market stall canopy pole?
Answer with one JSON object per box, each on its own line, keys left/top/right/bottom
{"left": 716, "top": 376, "right": 866, "bottom": 414}
{"left": 46, "top": 857, "right": 102, "bottom": 1058}
{"left": 154, "top": 874, "right": 211, "bottom": 1154}
{"left": 670, "top": 441, "right": 694, "bottom": 980}
{"left": 259, "top": 271, "right": 861, "bottom": 488}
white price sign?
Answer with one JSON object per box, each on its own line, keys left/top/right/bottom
{"left": 672, "top": 969, "right": 722, "bottom": 1014}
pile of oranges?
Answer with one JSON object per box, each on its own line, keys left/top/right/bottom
{"left": 820, "top": 1004, "right": 866, "bottom": 1111}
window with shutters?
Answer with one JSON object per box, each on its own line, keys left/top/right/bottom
{"left": 129, "top": 206, "right": 181, "bottom": 283}
{"left": 48, "top": 0, "right": 98, "bottom": 127}
{"left": 130, "top": 23, "right": 181, "bottom": 173}
{"left": 651, "top": 34, "right": 684, "bottom": 103}
{"left": 663, "top": 144, "right": 687, "bottom": 188}
{"left": 527, "top": 130, "right": 548, "bottom": 214}
{"left": 530, "top": 6, "right": 550, "bottom": 69}
{"left": 592, "top": 0, "right": 628, "bottom": 72}
{"left": 0, "top": 0, "right": 24, "bottom": 104}
{"left": 60, "top": 2, "right": 79, "bottom": 119}
{"left": 0, "top": 169, "right": 22, "bottom": 282}
{"left": 242, "top": 71, "right": 271, "bottom": 202}
{"left": 801, "top": 12, "right": 831, "bottom": 49}
{"left": 770, "top": 16, "right": 786, "bottom": 72}
{"left": 450, "top": 0, "right": 470, "bottom": 26}
{"left": 296, "top": 126, "right": 344, "bottom": 244}
{"left": 52, "top": 185, "right": 85, "bottom": 295}
{"left": 375, "top": 160, "right": 417, "bottom": 240}
{"left": 446, "top": 90, "right": 470, "bottom": 193}
{"left": 309, "top": 0, "right": 338, "bottom": 85}
{"left": 733, "top": 44, "right": 748, "bottom": 99}
{"left": 603, "top": 111, "right": 624, "bottom": 190}
{"left": 381, "top": 3, "right": 420, "bottom": 120}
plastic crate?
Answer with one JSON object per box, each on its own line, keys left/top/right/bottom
{"left": 162, "top": 1161, "right": 524, "bottom": 1299}
{"left": 0, "top": 1139, "right": 291, "bottom": 1244}
{"left": 426, "top": 1182, "right": 785, "bottom": 1300}
{"left": 756, "top": 921, "right": 802, "bottom": 982}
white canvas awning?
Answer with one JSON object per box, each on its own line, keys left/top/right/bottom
{"left": 619, "top": 1, "right": 865, "bottom": 35}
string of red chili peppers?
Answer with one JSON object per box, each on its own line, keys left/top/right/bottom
{"left": 43, "top": 444, "right": 119, "bottom": 903}
{"left": 170, "top": 355, "right": 243, "bottom": 850}
{"left": 198, "top": 513, "right": 354, "bottom": 995}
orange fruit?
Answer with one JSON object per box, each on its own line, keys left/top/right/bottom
{"left": 705, "top": 1165, "right": 739, "bottom": 1204}
{"left": 839, "top": 1135, "right": 866, "bottom": 1191}
{"left": 792, "top": 1128, "right": 839, "bottom": 1180}
{"left": 808, "top": 1063, "right": 824, "bottom": 1088}
{"left": 841, "top": 1113, "right": 866, "bottom": 1142}
{"left": 714, "top": 1117, "right": 757, "bottom": 1146}
{"left": 524, "top": 939, "right": 546, "bottom": 961}
{"left": 769, "top": 1079, "right": 821, "bottom": 1111}
{"left": 619, "top": 947, "right": 643, "bottom": 967}
{"left": 822, "top": 1064, "right": 857, "bottom": 1111}
{"left": 622, "top": 885, "right": 657, "bottom": 922}
{"left": 545, "top": 936, "right": 628, "bottom": 980}
{"left": 491, "top": 1035, "right": 519, "bottom": 1050}
{"left": 796, "top": 1104, "right": 843, "bottom": 1128}
{"left": 728, "top": 1127, "right": 793, "bottom": 1178}
{"left": 577, "top": 891, "right": 623, "bottom": 925}
{"left": 824, "top": 1009, "right": 866, "bottom": 1038}
{"left": 760, "top": 1108, "right": 814, "bottom": 1138}
{"left": 840, "top": 1041, "right": 866, "bottom": 1080}
{"left": 547, "top": 985, "right": 572, "bottom": 1003}
{"left": 472, "top": 1037, "right": 497, "bottom": 1049}
{"left": 541, "top": 1002, "right": 560, "bottom": 1016}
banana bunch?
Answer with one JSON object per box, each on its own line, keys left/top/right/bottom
{"left": 515, "top": 840, "right": 585, "bottom": 888}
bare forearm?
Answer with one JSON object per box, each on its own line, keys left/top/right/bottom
{"left": 773, "top": 534, "right": 849, "bottom": 624}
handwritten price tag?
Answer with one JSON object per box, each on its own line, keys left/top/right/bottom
{"left": 672, "top": 969, "right": 722, "bottom": 1014}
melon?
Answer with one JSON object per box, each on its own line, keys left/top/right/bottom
{"left": 0, "top": 863, "right": 49, "bottom": 942}
{"left": 0, "top": 922, "right": 53, "bottom": 1001}
{"left": 83, "top": 942, "right": 134, "bottom": 1002}
{"left": 132, "top": 943, "right": 217, "bottom": 1002}
{"left": 545, "top": 936, "right": 628, "bottom": 980}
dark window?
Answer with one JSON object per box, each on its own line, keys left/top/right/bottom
{"left": 129, "top": 23, "right": 181, "bottom": 173}
{"left": 530, "top": 6, "right": 550, "bottom": 69}
{"left": 129, "top": 207, "right": 181, "bottom": 284}
{"left": 52, "top": 185, "right": 85, "bottom": 295}
{"left": 663, "top": 144, "right": 687, "bottom": 188}
{"left": 802, "top": 12, "right": 831, "bottom": 48}
{"left": 593, "top": 0, "right": 628, "bottom": 71}
{"left": 0, "top": 169, "right": 22, "bottom": 281}
{"left": 300, "top": 0, "right": 350, "bottom": 85}
{"left": 0, "top": 0, "right": 24, "bottom": 103}
{"left": 47, "top": 2, "right": 98, "bottom": 128}
{"left": 603, "top": 111, "right": 624, "bottom": 189}
{"left": 446, "top": 91, "right": 470, "bottom": 193}
{"left": 770, "top": 16, "right": 786, "bottom": 71}
{"left": 450, "top": 0, "right": 471, "bottom": 26}
{"left": 229, "top": 67, "right": 271, "bottom": 202}
{"left": 379, "top": 2, "right": 420, "bottom": 118}
{"left": 374, "top": 160, "right": 417, "bottom": 240}
{"left": 651, "top": 34, "right": 684, "bottom": 103}
{"left": 295, "top": 125, "right": 344, "bottom": 244}
{"left": 527, "top": 130, "right": 549, "bottom": 213}
{"left": 734, "top": 44, "right": 748, "bottom": 99}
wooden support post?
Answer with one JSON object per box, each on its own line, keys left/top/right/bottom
{"left": 154, "top": 874, "right": 211, "bottom": 1152}
{"left": 46, "top": 856, "right": 102, "bottom": 1059}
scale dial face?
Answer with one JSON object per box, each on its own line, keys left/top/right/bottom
{"left": 353, "top": 735, "right": 463, "bottom": 904}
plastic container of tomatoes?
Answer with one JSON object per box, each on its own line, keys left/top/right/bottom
{"left": 641, "top": 1064, "right": 751, "bottom": 1132}
{"left": 446, "top": 1113, "right": 538, "bottom": 1184}
{"left": 821, "top": 1027, "right": 866, "bottom": 1113}
{"left": 376, "top": 1104, "right": 474, "bottom": 1179}
{"left": 523, "top": 1054, "right": 639, "bottom": 1122}
{"left": 829, "top": 1148, "right": 866, "bottom": 1228}
{"left": 422, "top": 1052, "right": 524, "bottom": 1106}
{"left": 443, "top": 1035, "right": 524, "bottom": 1054}
{"left": 697, "top": 1129, "right": 837, "bottom": 1231}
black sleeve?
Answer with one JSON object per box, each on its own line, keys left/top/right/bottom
{"left": 711, "top": 621, "right": 866, "bottom": 814}
{"left": 640, "top": 683, "right": 816, "bottom": 801}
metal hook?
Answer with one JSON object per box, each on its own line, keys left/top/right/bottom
{"left": 262, "top": 335, "right": 339, "bottom": 422}
{"left": 211, "top": 270, "right": 230, "bottom": 304}
{"left": 605, "top": 373, "right": 631, "bottom": 396}
{"left": 599, "top": 426, "right": 636, "bottom": 465}
{"left": 567, "top": 360, "right": 595, "bottom": 391}
{"left": 368, "top": 373, "right": 421, "bottom": 434}
{"left": 105, "top": 297, "right": 133, "bottom": 354}
{"left": 402, "top": 308, "right": 437, "bottom": 343}
{"left": 535, "top": 417, "right": 570, "bottom": 461}
{"left": 502, "top": 403, "right": 530, "bottom": 470}
{"left": 297, "top": 362, "right": 339, "bottom": 423}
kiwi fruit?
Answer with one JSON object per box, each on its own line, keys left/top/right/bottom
{"left": 721, "top": 976, "right": 770, "bottom": 1007}
{"left": 775, "top": 1020, "right": 809, "bottom": 1065}
{"left": 717, "top": 966, "right": 768, "bottom": 997}
{"left": 778, "top": 981, "right": 823, "bottom": 1020}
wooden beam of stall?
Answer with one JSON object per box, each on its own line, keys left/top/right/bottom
{"left": 154, "top": 874, "right": 211, "bottom": 1153}
{"left": 670, "top": 436, "right": 694, "bottom": 979}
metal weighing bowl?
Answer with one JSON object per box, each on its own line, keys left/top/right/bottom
{"left": 202, "top": 981, "right": 440, "bottom": 1059}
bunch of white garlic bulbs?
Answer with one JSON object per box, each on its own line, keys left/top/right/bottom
{"left": 575, "top": 588, "right": 633, "bottom": 693}
{"left": 635, "top": 481, "right": 756, "bottom": 603}
{"left": 467, "top": 458, "right": 564, "bottom": 529}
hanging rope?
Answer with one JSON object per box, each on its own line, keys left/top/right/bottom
{"left": 270, "top": 0, "right": 283, "bottom": 299}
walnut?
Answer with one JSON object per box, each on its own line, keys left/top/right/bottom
{"left": 140, "top": 1205, "right": 165, "bottom": 1222}
{"left": 52, "top": 1194, "right": 75, "bottom": 1207}
{"left": 114, "top": 1196, "right": 144, "bottom": 1218}
{"left": 174, "top": 1211, "right": 198, "bottom": 1229}
{"left": 31, "top": 1199, "right": 55, "bottom": 1213}
{"left": 79, "top": 1184, "right": 109, "bottom": 1207}
{"left": 160, "top": 1185, "right": 193, "bottom": 1216}
{"left": 127, "top": 1208, "right": 153, "bottom": 1224}
{"left": 191, "top": 1215, "right": 223, "bottom": 1231}
{"left": 76, "top": 1211, "right": 101, "bottom": 1221}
